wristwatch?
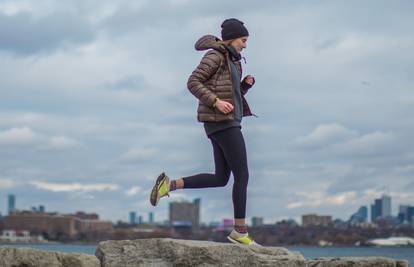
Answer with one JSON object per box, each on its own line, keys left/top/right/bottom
{"left": 213, "top": 97, "right": 220, "bottom": 108}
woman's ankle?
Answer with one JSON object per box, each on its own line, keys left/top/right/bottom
{"left": 234, "top": 224, "right": 248, "bottom": 234}
{"left": 170, "top": 178, "right": 184, "bottom": 191}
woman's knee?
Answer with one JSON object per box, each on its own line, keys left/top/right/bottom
{"left": 215, "top": 172, "right": 230, "bottom": 187}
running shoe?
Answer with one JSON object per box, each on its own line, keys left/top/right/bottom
{"left": 227, "top": 229, "right": 261, "bottom": 246}
{"left": 150, "top": 172, "right": 170, "bottom": 206}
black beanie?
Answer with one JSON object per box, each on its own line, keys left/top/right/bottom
{"left": 221, "top": 18, "right": 249, "bottom": 41}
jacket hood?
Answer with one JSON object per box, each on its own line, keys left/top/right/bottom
{"left": 194, "top": 35, "right": 227, "bottom": 53}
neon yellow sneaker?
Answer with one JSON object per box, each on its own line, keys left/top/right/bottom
{"left": 227, "top": 230, "right": 261, "bottom": 246}
{"left": 150, "top": 172, "right": 170, "bottom": 206}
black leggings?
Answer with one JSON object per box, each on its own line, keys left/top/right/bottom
{"left": 182, "top": 126, "right": 249, "bottom": 219}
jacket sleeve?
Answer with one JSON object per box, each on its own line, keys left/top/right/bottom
{"left": 187, "top": 50, "right": 221, "bottom": 107}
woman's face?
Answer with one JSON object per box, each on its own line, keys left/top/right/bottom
{"left": 230, "top": 36, "right": 248, "bottom": 53}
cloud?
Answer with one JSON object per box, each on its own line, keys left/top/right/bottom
{"left": 0, "top": 10, "right": 95, "bottom": 55}
{"left": 287, "top": 191, "right": 358, "bottom": 209}
{"left": 295, "top": 123, "right": 357, "bottom": 148}
{"left": 333, "top": 131, "right": 396, "bottom": 156}
{"left": 0, "top": 1, "right": 413, "bottom": 222}
{"left": 0, "top": 178, "right": 16, "bottom": 189}
{"left": 48, "top": 136, "right": 78, "bottom": 149}
{"left": 119, "top": 148, "right": 158, "bottom": 163}
{"left": 29, "top": 181, "right": 119, "bottom": 192}
{"left": 125, "top": 186, "right": 142, "bottom": 196}
{"left": 0, "top": 127, "right": 36, "bottom": 145}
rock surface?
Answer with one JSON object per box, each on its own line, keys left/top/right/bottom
{"left": 95, "top": 238, "right": 305, "bottom": 267}
{"left": 0, "top": 247, "right": 100, "bottom": 267}
{"left": 95, "top": 238, "right": 410, "bottom": 267}
{"left": 307, "top": 257, "right": 409, "bottom": 267}
{"left": 0, "top": 239, "right": 410, "bottom": 267}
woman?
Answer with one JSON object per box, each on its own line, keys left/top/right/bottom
{"left": 150, "top": 18, "right": 258, "bottom": 246}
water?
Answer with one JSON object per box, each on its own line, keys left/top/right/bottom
{"left": 287, "top": 246, "right": 414, "bottom": 265}
{"left": 1, "top": 243, "right": 413, "bottom": 265}
{"left": 0, "top": 243, "right": 96, "bottom": 255}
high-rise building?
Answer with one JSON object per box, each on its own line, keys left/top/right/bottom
{"left": 129, "top": 211, "right": 136, "bottom": 224}
{"left": 39, "top": 205, "right": 45, "bottom": 213}
{"left": 349, "top": 206, "right": 368, "bottom": 224}
{"left": 169, "top": 198, "right": 200, "bottom": 229}
{"left": 370, "top": 203, "right": 377, "bottom": 223}
{"left": 371, "top": 194, "right": 392, "bottom": 222}
{"left": 251, "top": 216, "right": 264, "bottom": 227}
{"left": 8, "top": 194, "right": 16, "bottom": 215}
{"left": 193, "top": 198, "right": 201, "bottom": 227}
{"left": 382, "top": 195, "right": 391, "bottom": 217}
{"left": 398, "top": 205, "right": 410, "bottom": 223}
{"left": 148, "top": 212, "right": 154, "bottom": 224}
{"left": 138, "top": 215, "right": 143, "bottom": 224}
{"left": 400, "top": 205, "right": 414, "bottom": 223}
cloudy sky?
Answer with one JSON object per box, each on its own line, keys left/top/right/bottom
{"left": 0, "top": 0, "right": 413, "bottom": 225}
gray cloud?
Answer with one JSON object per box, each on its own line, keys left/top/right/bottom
{"left": 0, "top": 11, "right": 95, "bottom": 55}
{"left": 0, "top": 0, "right": 413, "bottom": 223}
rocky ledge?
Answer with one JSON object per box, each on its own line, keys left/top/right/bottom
{"left": 0, "top": 246, "right": 99, "bottom": 267}
{"left": 95, "top": 238, "right": 410, "bottom": 267}
{"left": 0, "top": 239, "right": 410, "bottom": 267}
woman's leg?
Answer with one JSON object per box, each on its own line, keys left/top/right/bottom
{"left": 211, "top": 127, "right": 249, "bottom": 229}
{"left": 172, "top": 138, "right": 231, "bottom": 189}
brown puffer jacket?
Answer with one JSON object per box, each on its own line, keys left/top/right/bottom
{"left": 187, "top": 35, "right": 254, "bottom": 122}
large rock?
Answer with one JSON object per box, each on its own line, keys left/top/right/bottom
{"left": 95, "top": 238, "right": 410, "bottom": 267}
{"left": 0, "top": 239, "right": 409, "bottom": 267}
{"left": 0, "top": 247, "right": 100, "bottom": 267}
{"left": 95, "top": 238, "right": 305, "bottom": 267}
{"left": 307, "top": 257, "right": 409, "bottom": 267}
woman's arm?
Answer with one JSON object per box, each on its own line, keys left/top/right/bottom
{"left": 187, "top": 50, "right": 222, "bottom": 107}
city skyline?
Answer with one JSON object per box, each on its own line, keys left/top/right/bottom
{"left": 0, "top": 1, "right": 413, "bottom": 223}
{"left": 3, "top": 193, "right": 413, "bottom": 226}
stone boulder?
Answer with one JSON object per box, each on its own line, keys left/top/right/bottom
{"left": 0, "top": 246, "right": 100, "bottom": 267}
{"left": 95, "top": 238, "right": 410, "bottom": 267}
{"left": 95, "top": 238, "right": 305, "bottom": 267}
{"left": 307, "top": 257, "right": 409, "bottom": 267}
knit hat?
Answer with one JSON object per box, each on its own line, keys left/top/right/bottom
{"left": 221, "top": 18, "right": 249, "bottom": 41}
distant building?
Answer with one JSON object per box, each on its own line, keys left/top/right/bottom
{"left": 129, "top": 212, "right": 136, "bottom": 225}
{"left": 382, "top": 195, "right": 391, "bottom": 217}
{"left": 251, "top": 216, "right": 264, "bottom": 227}
{"left": 138, "top": 215, "right": 143, "bottom": 224}
{"left": 39, "top": 205, "right": 45, "bottom": 213}
{"left": 3, "top": 210, "right": 112, "bottom": 240}
{"left": 169, "top": 199, "right": 200, "bottom": 229}
{"left": 398, "top": 205, "right": 414, "bottom": 224}
{"left": 8, "top": 194, "right": 16, "bottom": 215}
{"left": 349, "top": 206, "right": 368, "bottom": 224}
{"left": 276, "top": 218, "right": 299, "bottom": 227}
{"left": 209, "top": 221, "right": 220, "bottom": 227}
{"left": 71, "top": 211, "right": 99, "bottom": 220}
{"left": 193, "top": 198, "right": 201, "bottom": 227}
{"left": 371, "top": 195, "right": 392, "bottom": 222}
{"left": 222, "top": 219, "right": 234, "bottom": 228}
{"left": 302, "top": 214, "right": 332, "bottom": 227}
{"left": 410, "top": 207, "right": 414, "bottom": 223}
{"left": 148, "top": 212, "right": 154, "bottom": 224}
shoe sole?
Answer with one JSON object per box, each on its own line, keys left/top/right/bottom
{"left": 150, "top": 172, "right": 168, "bottom": 206}
{"left": 227, "top": 236, "right": 262, "bottom": 247}
{"left": 227, "top": 236, "right": 241, "bottom": 245}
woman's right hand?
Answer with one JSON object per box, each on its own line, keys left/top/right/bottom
{"left": 215, "top": 99, "right": 234, "bottom": 114}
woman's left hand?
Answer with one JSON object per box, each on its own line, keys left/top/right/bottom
{"left": 243, "top": 75, "right": 255, "bottom": 86}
